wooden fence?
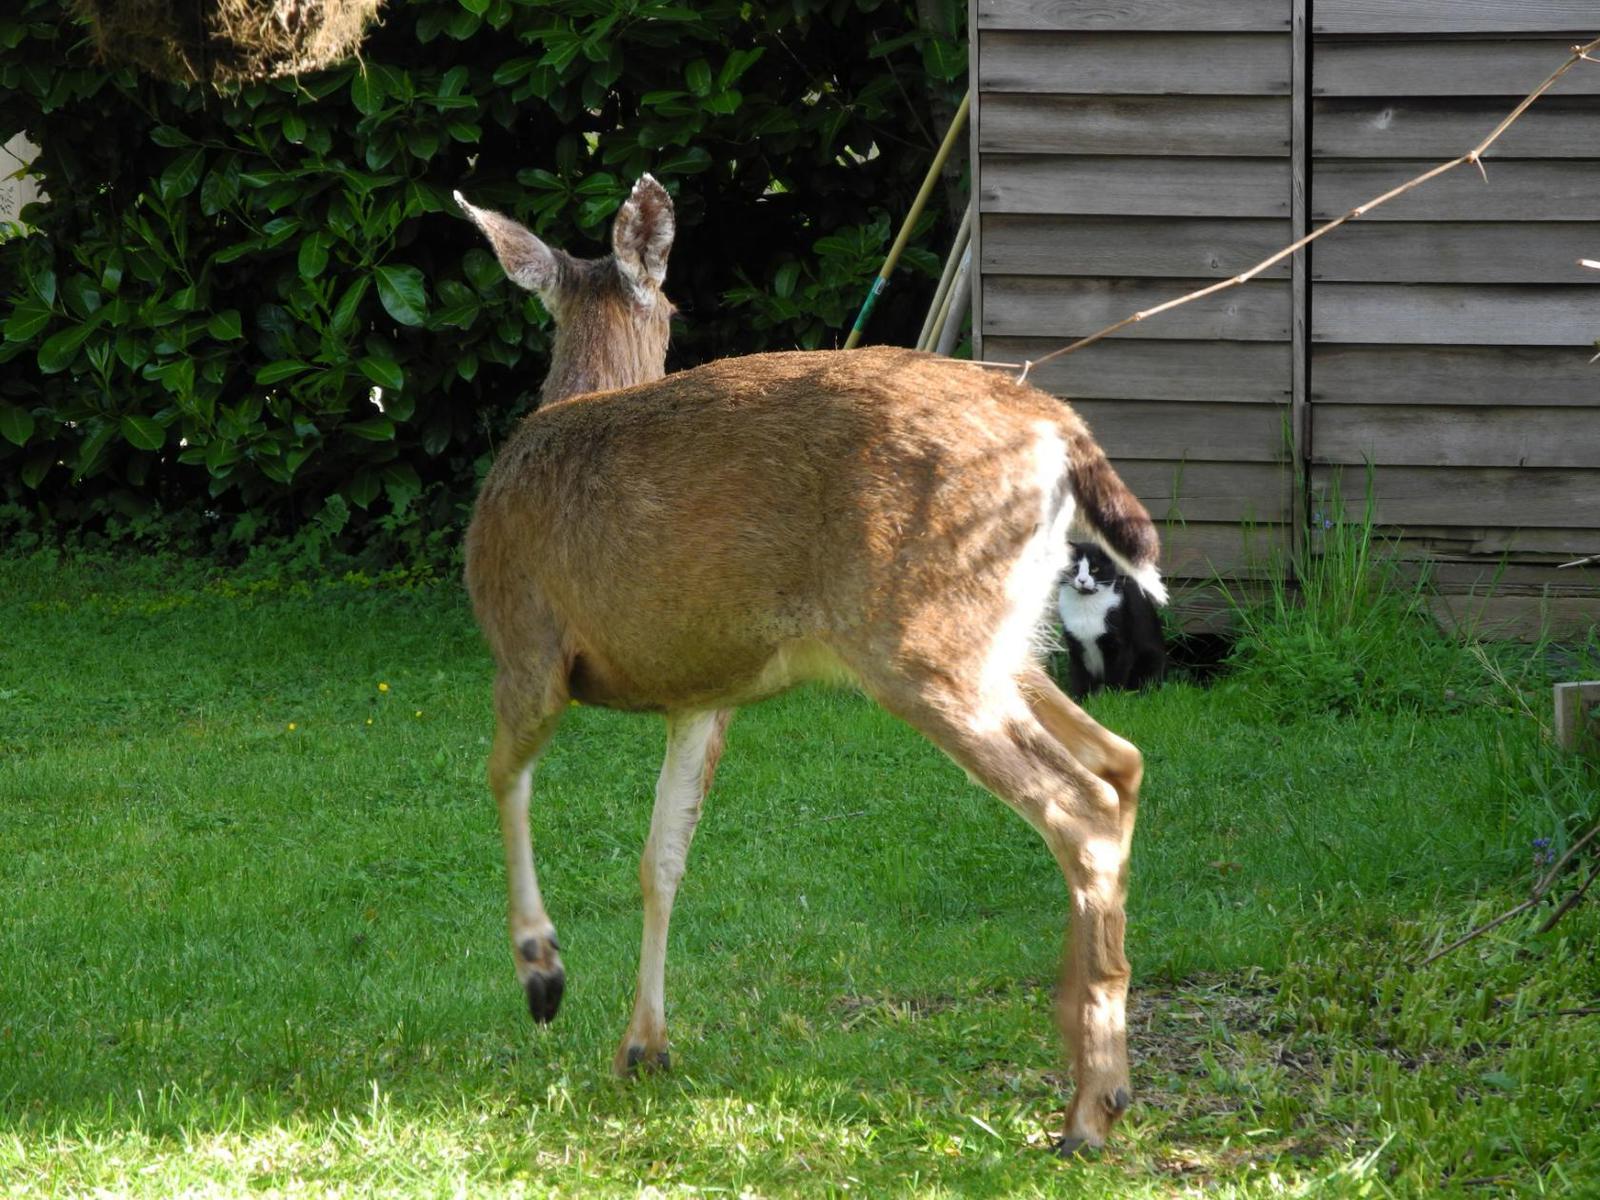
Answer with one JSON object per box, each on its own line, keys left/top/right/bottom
{"left": 969, "top": 0, "right": 1600, "bottom": 637}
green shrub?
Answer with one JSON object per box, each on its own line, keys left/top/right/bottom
{"left": 0, "top": 0, "right": 963, "bottom": 551}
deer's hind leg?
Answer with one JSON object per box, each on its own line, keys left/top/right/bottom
{"left": 1021, "top": 666, "right": 1142, "bottom": 854}
{"left": 488, "top": 649, "right": 572, "bottom": 1024}
{"left": 615, "top": 707, "right": 732, "bottom": 1075}
{"left": 858, "top": 664, "right": 1135, "bottom": 1154}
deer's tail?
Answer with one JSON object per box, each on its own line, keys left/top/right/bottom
{"left": 1066, "top": 429, "right": 1167, "bottom": 605}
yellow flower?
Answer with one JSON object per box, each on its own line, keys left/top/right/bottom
{"left": 365, "top": 718, "right": 373, "bottom": 726}
{"left": 287, "top": 722, "right": 297, "bottom": 731}
{"left": 378, "top": 682, "right": 390, "bottom": 693}
{"left": 414, "top": 710, "right": 423, "bottom": 718}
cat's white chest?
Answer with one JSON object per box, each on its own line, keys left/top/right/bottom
{"left": 1058, "top": 585, "right": 1121, "bottom": 678}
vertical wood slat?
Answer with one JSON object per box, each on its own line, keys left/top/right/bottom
{"left": 1290, "top": 0, "right": 1309, "bottom": 560}
{"left": 968, "top": 0, "right": 985, "bottom": 362}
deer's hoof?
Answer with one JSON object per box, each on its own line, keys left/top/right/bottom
{"left": 1054, "top": 1135, "right": 1100, "bottom": 1159}
{"left": 616, "top": 1043, "right": 670, "bottom": 1076}
{"left": 518, "top": 934, "right": 565, "bottom": 1023}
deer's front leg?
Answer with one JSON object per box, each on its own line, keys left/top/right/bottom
{"left": 490, "top": 715, "right": 566, "bottom": 1023}
{"left": 614, "top": 708, "right": 731, "bottom": 1075}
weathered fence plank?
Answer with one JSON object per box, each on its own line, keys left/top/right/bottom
{"left": 981, "top": 32, "right": 1290, "bottom": 95}
{"left": 1311, "top": 222, "right": 1600, "bottom": 283}
{"left": 980, "top": 94, "right": 1290, "bottom": 156}
{"left": 1311, "top": 284, "right": 1600, "bottom": 345}
{"left": 1314, "top": 98, "right": 1600, "bottom": 158}
{"left": 1315, "top": 0, "right": 1600, "bottom": 34}
{"left": 977, "top": 0, "right": 1288, "bottom": 32}
{"left": 1314, "top": 39, "right": 1600, "bottom": 97}
{"left": 985, "top": 338, "right": 1293, "bottom": 403}
{"left": 1314, "top": 465, "right": 1600, "bottom": 527}
{"left": 1310, "top": 345, "right": 1600, "bottom": 406}
{"left": 985, "top": 276, "right": 1291, "bottom": 340}
{"left": 1314, "top": 404, "right": 1600, "bottom": 467}
{"left": 1115, "top": 460, "right": 1289, "bottom": 522}
{"left": 1069, "top": 399, "right": 1290, "bottom": 462}
{"left": 982, "top": 156, "right": 1290, "bottom": 216}
{"left": 1312, "top": 160, "right": 1600, "bottom": 221}
{"left": 982, "top": 215, "right": 1292, "bottom": 278}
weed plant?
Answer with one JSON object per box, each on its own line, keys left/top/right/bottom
{"left": 1220, "top": 483, "right": 1475, "bottom": 719}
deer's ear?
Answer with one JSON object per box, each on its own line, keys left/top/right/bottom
{"left": 454, "top": 191, "right": 560, "bottom": 299}
{"left": 612, "top": 174, "right": 674, "bottom": 292}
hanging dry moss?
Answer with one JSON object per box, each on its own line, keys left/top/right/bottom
{"left": 72, "top": 0, "right": 384, "bottom": 86}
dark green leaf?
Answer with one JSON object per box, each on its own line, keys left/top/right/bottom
{"left": 0, "top": 403, "right": 34, "bottom": 447}
{"left": 684, "top": 58, "right": 712, "bottom": 96}
{"left": 351, "top": 68, "right": 385, "bottom": 116}
{"left": 345, "top": 416, "right": 395, "bottom": 441}
{"left": 5, "top": 299, "right": 52, "bottom": 342}
{"left": 358, "top": 356, "right": 405, "bottom": 391}
{"left": 655, "top": 146, "right": 711, "bottom": 175}
{"left": 149, "top": 125, "right": 190, "bottom": 147}
{"left": 717, "top": 47, "right": 765, "bottom": 89}
{"left": 332, "top": 277, "right": 371, "bottom": 335}
{"left": 374, "top": 265, "right": 427, "bottom": 326}
{"left": 298, "top": 233, "right": 330, "bottom": 279}
{"left": 21, "top": 453, "right": 51, "bottom": 489}
{"left": 206, "top": 310, "right": 243, "bottom": 340}
{"left": 348, "top": 469, "right": 381, "bottom": 508}
{"left": 38, "top": 324, "right": 93, "bottom": 373}
{"left": 120, "top": 413, "right": 165, "bottom": 450}
{"left": 75, "top": 423, "right": 116, "bottom": 479}
{"left": 159, "top": 148, "right": 204, "bottom": 201}
{"left": 255, "top": 360, "right": 312, "bottom": 385}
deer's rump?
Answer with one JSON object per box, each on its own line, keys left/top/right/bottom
{"left": 465, "top": 347, "right": 1134, "bottom": 713}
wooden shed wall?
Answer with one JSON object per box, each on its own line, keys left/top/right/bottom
{"left": 971, "top": 0, "right": 1600, "bottom": 637}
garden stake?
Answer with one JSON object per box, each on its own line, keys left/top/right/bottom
{"left": 843, "top": 91, "right": 969, "bottom": 349}
{"left": 933, "top": 242, "right": 973, "bottom": 357}
{"left": 916, "top": 201, "right": 972, "bottom": 351}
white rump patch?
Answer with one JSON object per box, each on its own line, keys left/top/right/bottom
{"left": 976, "top": 422, "right": 1075, "bottom": 724}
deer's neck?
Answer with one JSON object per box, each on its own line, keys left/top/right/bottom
{"left": 540, "top": 301, "right": 670, "bottom": 406}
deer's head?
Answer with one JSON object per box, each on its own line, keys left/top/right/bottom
{"left": 454, "top": 175, "right": 676, "bottom": 405}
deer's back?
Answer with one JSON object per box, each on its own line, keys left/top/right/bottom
{"left": 466, "top": 346, "right": 1084, "bottom": 709}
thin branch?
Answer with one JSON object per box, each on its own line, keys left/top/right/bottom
{"left": 1535, "top": 856, "right": 1600, "bottom": 934}
{"left": 1558, "top": 554, "right": 1599, "bottom": 569}
{"left": 1001, "top": 35, "right": 1600, "bottom": 379}
{"left": 1419, "top": 822, "right": 1600, "bottom": 966}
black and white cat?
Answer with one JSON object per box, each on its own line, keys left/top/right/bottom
{"left": 1056, "top": 541, "right": 1167, "bottom": 699}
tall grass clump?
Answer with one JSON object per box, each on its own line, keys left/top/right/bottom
{"left": 1218, "top": 475, "right": 1474, "bottom": 718}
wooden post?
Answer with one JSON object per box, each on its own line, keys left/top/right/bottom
{"left": 1554, "top": 682, "right": 1600, "bottom": 755}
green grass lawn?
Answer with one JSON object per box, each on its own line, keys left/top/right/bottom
{"left": 0, "top": 553, "right": 1596, "bottom": 1197}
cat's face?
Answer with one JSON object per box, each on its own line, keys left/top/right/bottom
{"left": 1064, "top": 542, "right": 1117, "bottom": 595}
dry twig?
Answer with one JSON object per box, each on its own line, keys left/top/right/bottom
{"left": 1419, "top": 823, "right": 1600, "bottom": 966}
{"left": 982, "top": 35, "right": 1600, "bottom": 379}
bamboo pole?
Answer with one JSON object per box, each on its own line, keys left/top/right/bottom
{"left": 844, "top": 91, "right": 970, "bottom": 350}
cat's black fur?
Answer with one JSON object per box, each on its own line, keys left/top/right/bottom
{"left": 1055, "top": 541, "right": 1167, "bottom": 699}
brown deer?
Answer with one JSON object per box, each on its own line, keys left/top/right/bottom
{"left": 455, "top": 176, "right": 1161, "bottom": 1155}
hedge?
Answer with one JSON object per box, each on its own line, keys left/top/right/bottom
{"left": 0, "top": 0, "right": 964, "bottom": 550}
